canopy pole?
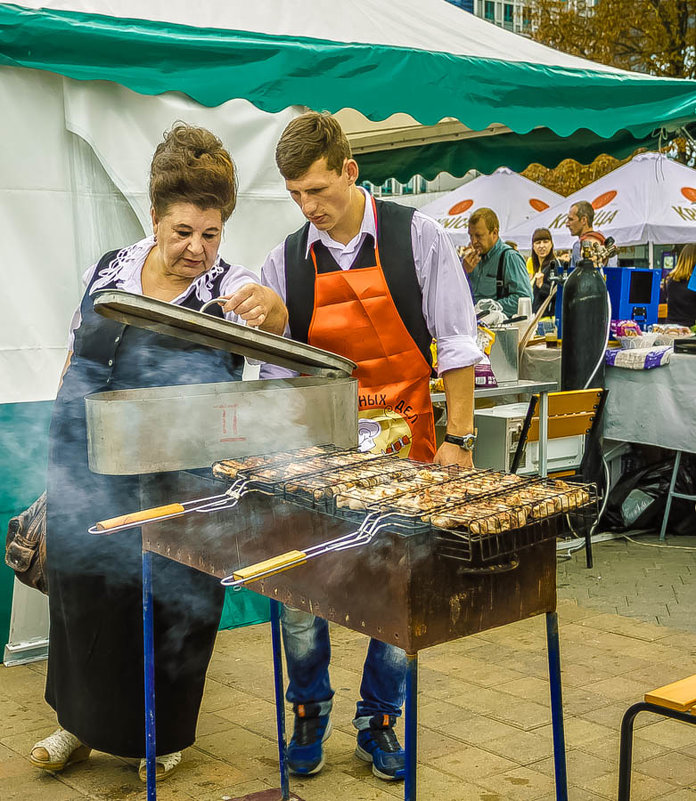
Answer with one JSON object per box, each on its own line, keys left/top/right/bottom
{"left": 649, "top": 241, "right": 654, "bottom": 269}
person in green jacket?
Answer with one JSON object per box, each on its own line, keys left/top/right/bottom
{"left": 461, "top": 207, "right": 533, "bottom": 318}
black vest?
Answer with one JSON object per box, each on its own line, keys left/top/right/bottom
{"left": 283, "top": 198, "right": 432, "bottom": 366}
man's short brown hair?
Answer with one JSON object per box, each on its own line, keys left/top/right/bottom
{"left": 275, "top": 112, "right": 352, "bottom": 180}
{"left": 469, "top": 207, "right": 500, "bottom": 233}
{"left": 571, "top": 200, "right": 595, "bottom": 227}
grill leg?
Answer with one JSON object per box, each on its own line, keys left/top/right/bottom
{"left": 538, "top": 390, "right": 549, "bottom": 478}
{"left": 270, "top": 600, "right": 290, "bottom": 800}
{"left": 142, "top": 549, "right": 157, "bottom": 801}
{"left": 546, "top": 612, "right": 567, "bottom": 801}
{"left": 404, "top": 652, "right": 418, "bottom": 801}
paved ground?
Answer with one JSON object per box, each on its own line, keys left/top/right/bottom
{"left": 558, "top": 534, "right": 696, "bottom": 631}
{"left": 2, "top": 533, "right": 696, "bottom": 801}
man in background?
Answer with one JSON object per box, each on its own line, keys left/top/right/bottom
{"left": 564, "top": 200, "right": 617, "bottom": 268}
{"left": 461, "top": 207, "right": 532, "bottom": 317}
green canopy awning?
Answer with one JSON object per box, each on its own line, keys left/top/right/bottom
{"left": 2, "top": 1, "right": 695, "bottom": 178}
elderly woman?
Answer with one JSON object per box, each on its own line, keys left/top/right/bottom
{"left": 31, "top": 124, "right": 287, "bottom": 781}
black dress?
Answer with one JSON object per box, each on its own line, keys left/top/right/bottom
{"left": 45, "top": 247, "right": 244, "bottom": 757}
{"left": 532, "top": 260, "right": 559, "bottom": 315}
{"left": 666, "top": 279, "right": 696, "bottom": 327}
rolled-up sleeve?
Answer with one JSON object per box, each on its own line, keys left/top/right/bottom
{"left": 219, "top": 264, "right": 259, "bottom": 325}
{"left": 258, "top": 246, "right": 299, "bottom": 380}
{"left": 412, "top": 213, "right": 482, "bottom": 375}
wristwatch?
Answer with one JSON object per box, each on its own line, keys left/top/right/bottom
{"left": 444, "top": 431, "right": 477, "bottom": 451}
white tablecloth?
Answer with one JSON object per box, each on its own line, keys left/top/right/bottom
{"left": 604, "top": 353, "right": 696, "bottom": 453}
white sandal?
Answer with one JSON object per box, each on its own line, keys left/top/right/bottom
{"left": 30, "top": 728, "right": 91, "bottom": 772}
{"left": 138, "top": 751, "right": 182, "bottom": 782}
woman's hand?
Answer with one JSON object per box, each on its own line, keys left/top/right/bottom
{"left": 219, "top": 284, "right": 288, "bottom": 334}
{"left": 534, "top": 271, "right": 545, "bottom": 288}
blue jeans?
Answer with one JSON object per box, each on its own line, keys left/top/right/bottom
{"left": 281, "top": 606, "right": 407, "bottom": 730}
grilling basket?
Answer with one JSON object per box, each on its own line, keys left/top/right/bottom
{"left": 91, "top": 445, "right": 597, "bottom": 577}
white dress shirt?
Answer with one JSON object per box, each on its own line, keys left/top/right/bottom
{"left": 260, "top": 188, "right": 481, "bottom": 378}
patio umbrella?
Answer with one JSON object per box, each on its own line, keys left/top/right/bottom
{"left": 418, "top": 167, "right": 563, "bottom": 246}
{"left": 505, "top": 152, "right": 696, "bottom": 250}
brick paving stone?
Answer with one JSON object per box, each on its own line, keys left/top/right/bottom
{"left": 473, "top": 765, "right": 556, "bottom": 801}
{"left": 429, "top": 744, "right": 519, "bottom": 780}
{"left": 530, "top": 749, "right": 614, "bottom": 783}
{"left": 638, "top": 720, "right": 696, "bottom": 750}
{"left": 535, "top": 789, "right": 611, "bottom": 801}
{"left": 577, "top": 734, "right": 670, "bottom": 764}
{"left": 655, "top": 791, "right": 696, "bottom": 801}
{"left": 480, "top": 729, "right": 554, "bottom": 765}
{"left": 636, "top": 751, "right": 696, "bottom": 787}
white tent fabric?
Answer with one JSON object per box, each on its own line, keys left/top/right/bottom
{"left": 418, "top": 168, "right": 563, "bottom": 246}
{"left": 1, "top": 68, "right": 303, "bottom": 403}
{"left": 15, "top": 0, "right": 622, "bottom": 71}
{"left": 505, "top": 152, "right": 696, "bottom": 249}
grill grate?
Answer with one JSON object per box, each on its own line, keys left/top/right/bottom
{"left": 211, "top": 447, "right": 597, "bottom": 566}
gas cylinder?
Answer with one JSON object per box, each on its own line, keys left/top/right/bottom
{"left": 560, "top": 256, "right": 611, "bottom": 391}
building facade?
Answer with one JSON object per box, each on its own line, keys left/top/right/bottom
{"left": 446, "top": 0, "right": 598, "bottom": 34}
{"left": 447, "top": 0, "right": 530, "bottom": 33}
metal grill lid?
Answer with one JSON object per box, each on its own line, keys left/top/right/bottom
{"left": 92, "top": 289, "right": 356, "bottom": 378}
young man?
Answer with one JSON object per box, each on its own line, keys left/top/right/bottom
{"left": 461, "top": 207, "right": 532, "bottom": 317}
{"left": 259, "top": 112, "right": 481, "bottom": 782}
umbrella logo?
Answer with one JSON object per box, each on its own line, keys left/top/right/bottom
{"left": 592, "top": 190, "right": 617, "bottom": 209}
{"left": 448, "top": 199, "right": 474, "bottom": 216}
{"left": 529, "top": 198, "right": 549, "bottom": 212}
{"left": 680, "top": 187, "right": 696, "bottom": 203}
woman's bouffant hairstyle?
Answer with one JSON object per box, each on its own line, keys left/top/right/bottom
{"left": 149, "top": 123, "right": 238, "bottom": 222}
{"left": 275, "top": 112, "right": 352, "bottom": 180}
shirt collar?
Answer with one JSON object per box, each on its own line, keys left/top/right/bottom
{"left": 480, "top": 237, "right": 504, "bottom": 265}
{"left": 304, "top": 186, "right": 375, "bottom": 258}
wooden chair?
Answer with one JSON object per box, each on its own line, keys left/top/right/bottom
{"left": 618, "top": 675, "right": 696, "bottom": 800}
{"left": 510, "top": 388, "right": 608, "bottom": 568}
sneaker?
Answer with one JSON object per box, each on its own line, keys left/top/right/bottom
{"left": 287, "top": 703, "right": 332, "bottom": 776}
{"left": 355, "top": 714, "right": 405, "bottom": 781}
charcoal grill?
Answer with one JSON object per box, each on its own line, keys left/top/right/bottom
{"left": 86, "top": 292, "right": 576, "bottom": 801}
{"left": 97, "top": 452, "right": 593, "bottom": 801}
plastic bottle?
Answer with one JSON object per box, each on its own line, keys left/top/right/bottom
{"left": 515, "top": 296, "right": 533, "bottom": 343}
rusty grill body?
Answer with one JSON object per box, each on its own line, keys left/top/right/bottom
{"left": 140, "top": 448, "right": 596, "bottom": 653}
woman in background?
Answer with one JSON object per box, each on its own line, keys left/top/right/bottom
{"left": 666, "top": 243, "right": 696, "bottom": 327}
{"left": 530, "top": 228, "right": 559, "bottom": 315}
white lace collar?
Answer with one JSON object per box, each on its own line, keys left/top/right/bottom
{"left": 89, "top": 236, "right": 225, "bottom": 305}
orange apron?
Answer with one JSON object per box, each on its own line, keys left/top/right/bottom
{"left": 307, "top": 198, "right": 436, "bottom": 462}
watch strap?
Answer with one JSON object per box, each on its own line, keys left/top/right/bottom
{"left": 444, "top": 432, "right": 477, "bottom": 450}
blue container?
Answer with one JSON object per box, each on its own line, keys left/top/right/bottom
{"left": 604, "top": 267, "right": 661, "bottom": 329}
